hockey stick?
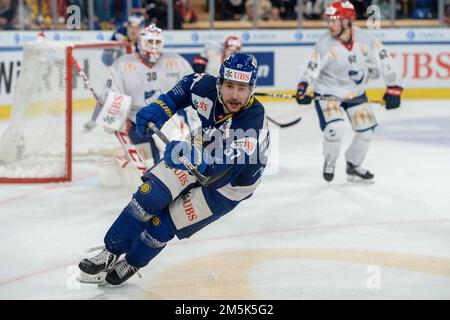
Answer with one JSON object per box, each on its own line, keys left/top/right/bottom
{"left": 69, "top": 55, "right": 148, "bottom": 175}
{"left": 255, "top": 92, "right": 385, "bottom": 105}
{"left": 266, "top": 115, "right": 302, "bottom": 128}
{"left": 147, "top": 123, "right": 233, "bottom": 187}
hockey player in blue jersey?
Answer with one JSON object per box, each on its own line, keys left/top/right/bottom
{"left": 78, "top": 52, "right": 270, "bottom": 286}
{"left": 101, "top": 14, "right": 145, "bottom": 66}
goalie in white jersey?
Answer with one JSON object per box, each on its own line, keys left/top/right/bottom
{"left": 91, "top": 24, "right": 198, "bottom": 188}
{"left": 296, "top": 1, "right": 403, "bottom": 183}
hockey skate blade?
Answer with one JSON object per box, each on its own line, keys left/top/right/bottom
{"left": 77, "top": 270, "right": 107, "bottom": 284}
{"left": 347, "top": 175, "right": 375, "bottom": 184}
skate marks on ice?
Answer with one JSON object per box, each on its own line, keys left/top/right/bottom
{"left": 142, "top": 248, "right": 450, "bottom": 300}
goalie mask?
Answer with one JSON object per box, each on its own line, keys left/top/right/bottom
{"left": 139, "top": 24, "right": 164, "bottom": 65}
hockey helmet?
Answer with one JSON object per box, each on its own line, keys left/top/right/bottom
{"left": 128, "top": 14, "right": 145, "bottom": 27}
{"left": 217, "top": 52, "right": 258, "bottom": 106}
{"left": 224, "top": 36, "right": 242, "bottom": 50}
{"left": 223, "top": 35, "right": 242, "bottom": 60}
{"left": 324, "top": 1, "right": 356, "bottom": 22}
{"left": 140, "top": 23, "right": 164, "bottom": 64}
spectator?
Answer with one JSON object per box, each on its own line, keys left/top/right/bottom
{"left": 411, "top": 0, "right": 436, "bottom": 19}
{"left": 371, "top": 0, "right": 391, "bottom": 20}
{"left": 349, "top": 0, "right": 370, "bottom": 19}
{"left": 271, "top": 0, "right": 296, "bottom": 20}
{"left": 176, "top": 0, "right": 197, "bottom": 23}
{"left": 146, "top": 0, "right": 183, "bottom": 29}
{"left": 304, "top": 0, "right": 334, "bottom": 20}
{"left": 445, "top": 0, "right": 450, "bottom": 25}
{"left": 220, "top": 0, "right": 246, "bottom": 20}
{"left": 94, "top": 0, "right": 115, "bottom": 24}
{"left": 115, "top": 0, "right": 146, "bottom": 25}
{"left": 0, "top": 0, "right": 17, "bottom": 30}
{"left": 241, "top": 0, "right": 272, "bottom": 22}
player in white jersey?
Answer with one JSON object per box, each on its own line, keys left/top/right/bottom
{"left": 92, "top": 24, "right": 197, "bottom": 188}
{"left": 192, "top": 35, "right": 243, "bottom": 76}
{"left": 296, "top": 1, "right": 403, "bottom": 183}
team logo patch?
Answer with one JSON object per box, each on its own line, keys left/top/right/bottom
{"left": 223, "top": 67, "right": 252, "bottom": 83}
{"left": 348, "top": 69, "right": 365, "bottom": 85}
{"left": 151, "top": 216, "right": 161, "bottom": 226}
{"left": 139, "top": 183, "right": 152, "bottom": 194}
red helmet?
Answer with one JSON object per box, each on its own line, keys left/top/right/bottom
{"left": 224, "top": 36, "right": 242, "bottom": 50}
{"left": 324, "top": 1, "right": 356, "bottom": 21}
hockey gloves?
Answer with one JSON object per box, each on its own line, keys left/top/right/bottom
{"left": 164, "top": 141, "right": 208, "bottom": 174}
{"left": 192, "top": 55, "right": 208, "bottom": 73}
{"left": 136, "top": 98, "right": 174, "bottom": 137}
{"left": 296, "top": 82, "right": 312, "bottom": 105}
{"left": 383, "top": 86, "right": 402, "bottom": 110}
{"left": 101, "top": 48, "right": 120, "bottom": 66}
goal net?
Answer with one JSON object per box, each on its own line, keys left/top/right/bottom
{"left": 0, "top": 41, "right": 131, "bottom": 183}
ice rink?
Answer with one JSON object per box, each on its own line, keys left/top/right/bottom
{"left": 0, "top": 99, "right": 449, "bottom": 300}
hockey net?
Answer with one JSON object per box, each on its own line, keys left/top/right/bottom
{"left": 0, "top": 41, "right": 131, "bottom": 183}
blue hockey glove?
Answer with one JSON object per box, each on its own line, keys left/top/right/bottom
{"left": 296, "top": 82, "right": 312, "bottom": 105}
{"left": 164, "top": 141, "right": 207, "bottom": 174}
{"left": 383, "top": 86, "right": 402, "bottom": 110}
{"left": 101, "top": 48, "right": 118, "bottom": 66}
{"left": 136, "top": 99, "right": 174, "bottom": 137}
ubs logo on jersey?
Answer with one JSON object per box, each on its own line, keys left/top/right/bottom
{"left": 192, "top": 93, "right": 213, "bottom": 119}
{"left": 348, "top": 69, "right": 365, "bottom": 85}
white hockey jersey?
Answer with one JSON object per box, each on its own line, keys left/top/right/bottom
{"left": 105, "top": 51, "right": 194, "bottom": 122}
{"left": 299, "top": 27, "right": 402, "bottom": 99}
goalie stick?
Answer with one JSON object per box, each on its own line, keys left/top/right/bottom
{"left": 69, "top": 54, "right": 148, "bottom": 175}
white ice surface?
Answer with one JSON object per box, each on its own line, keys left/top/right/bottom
{"left": 0, "top": 99, "right": 449, "bottom": 300}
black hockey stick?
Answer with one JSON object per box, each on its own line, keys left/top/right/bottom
{"left": 266, "top": 115, "right": 302, "bottom": 128}
{"left": 148, "top": 123, "right": 233, "bottom": 187}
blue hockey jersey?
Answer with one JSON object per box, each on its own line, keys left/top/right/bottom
{"left": 165, "top": 73, "right": 270, "bottom": 216}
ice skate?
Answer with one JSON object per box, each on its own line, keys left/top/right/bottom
{"left": 78, "top": 248, "right": 118, "bottom": 276}
{"left": 104, "top": 259, "right": 140, "bottom": 286}
{"left": 323, "top": 160, "right": 336, "bottom": 182}
{"left": 346, "top": 161, "right": 374, "bottom": 184}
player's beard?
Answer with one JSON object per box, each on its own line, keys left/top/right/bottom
{"left": 223, "top": 99, "right": 244, "bottom": 113}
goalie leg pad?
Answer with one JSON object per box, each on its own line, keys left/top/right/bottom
{"left": 97, "top": 156, "right": 126, "bottom": 188}
{"left": 128, "top": 122, "right": 162, "bottom": 162}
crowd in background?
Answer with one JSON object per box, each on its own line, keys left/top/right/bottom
{"left": 0, "top": 0, "right": 448, "bottom": 30}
